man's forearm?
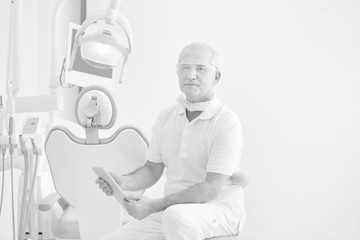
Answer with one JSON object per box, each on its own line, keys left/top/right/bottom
{"left": 123, "top": 164, "right": 162, "bottom": 191}
{"left": 152, "top": 181, "right": 219, "bottom": 212}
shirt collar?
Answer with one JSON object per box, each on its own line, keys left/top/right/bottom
{"left": 177, "top": 96, "right": 224, "bottom": 120}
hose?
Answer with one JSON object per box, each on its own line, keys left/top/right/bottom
{"left": 0, "top": 149, "right": 6, "bottom": 218}
{"left": 9, "top": 139, "right": 16, "bottom": 240}
{"left": 18, "top": 136, "right": 29, "bottom": 240}
{"left": 20, "top": 138, "right": 39, "bottom": 240}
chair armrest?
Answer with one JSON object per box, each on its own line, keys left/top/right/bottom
{"left": 38, "top": 192, "right": 69, "bottom": 212}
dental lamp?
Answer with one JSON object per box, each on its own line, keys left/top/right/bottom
{"left": 68, "top": 0, "right": 133, "bottom": 84}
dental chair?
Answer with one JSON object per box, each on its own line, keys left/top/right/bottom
{"left": 39, "top": 86, "right": 149, "bottom": 240}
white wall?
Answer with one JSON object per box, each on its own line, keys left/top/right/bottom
{"left": 90, "top": 0, "right": 360, "bottom": 240}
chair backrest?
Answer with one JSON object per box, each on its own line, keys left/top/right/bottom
{"left": 45, "top": 124, "right": 148, "bottom": 240}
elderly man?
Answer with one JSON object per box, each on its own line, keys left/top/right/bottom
{"left": 97, "top": 42, "right": 246, "bottom": 240}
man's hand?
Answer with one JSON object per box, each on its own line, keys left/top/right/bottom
{"left": 95, "top": 171, "right": 132, "bottom": 196}
{"left": 122, "top": 195, "right": 156, "bottom": 220}
{"left": 95, "top": 178, "right": 113, "bottom": 196}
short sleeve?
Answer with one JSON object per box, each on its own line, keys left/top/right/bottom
{"left": 206, "top": 117, "right": 243, "bottom": 176}
{"left": 145, "top": 117, "right": 163, "bottom": 163}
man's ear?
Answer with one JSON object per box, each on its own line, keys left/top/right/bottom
{"left": 215, "top": 71, "right": 221, "bottom": 82}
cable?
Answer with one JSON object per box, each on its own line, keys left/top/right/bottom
{"left": 18, "top": 135, "right": 29, "bottom": 240}
{"left": 0, "top": 149, "right": 6, "bottom": 218}
{"left": 18, "top": 136, "right": 27, "bottom": 239}
{"left": 59, "top": 57, "right": 73, "bottom": 88}
{"left": 0, "top": 96, "right": 6, "bottom": 219}
{"left": 8, "top": 117, "right": 16, "bottom": 240}
{"left": 20, "top": 138, "right": 40, "bottom": 240}
{"left": 9, "top": 137, "right": 16, "bottom": 240}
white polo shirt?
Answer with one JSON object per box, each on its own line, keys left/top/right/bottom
{"left": 146, "top": 96, "right": 244, "bottom": 203}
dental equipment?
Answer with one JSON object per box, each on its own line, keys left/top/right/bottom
{"left": 0, "top": 98, "right": 4, "bottom": 218}
{"left": 0, "top": 117, "right": 43, "bottom": 240}
{"left": 0, "top": 96, "right": 5, "bottom": 220}
{"left": 0, "top": 96, "right": 4, "bottom": 136}
{"left": 18, "top": 135, "right": 29, "bottom": 240}
{"left": 4, "top": 0, "right": 26, "bottom": 229}
{"left": 18, "top": 138, "right": 40, "bottom": 240}
{"left": 17, "top": 130, "right": 43, "bottom": 240}
{"left": 0, "top": 100, "right": 5, "bottom": 217}
{"left": 1, "top": 0, "right": 80, "bottom": 239}
{"left": 8, "top": 117, "right": 17, "bottom": 240}
{"left": 68, "top": 0, "right": 133, "bottom": 84}
{"left": 0, "top": 147, "right": 5, "bottom": 218}
{"left": 6, "top": 0, "right": 22, "bottom": 99}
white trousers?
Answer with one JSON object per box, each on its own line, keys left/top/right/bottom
{"left": 100, "top": 202, "right": 244, "bottom": 240}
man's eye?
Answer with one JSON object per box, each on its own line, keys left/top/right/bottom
{"left": 197, "top": 66, "right": 208, "bottom": 72}
{"left": 181, "top": 65, "right": 191, "bottom": 71}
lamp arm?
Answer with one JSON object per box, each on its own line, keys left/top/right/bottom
{"left": 74, "top": 10, "right": 110, "bottom": 40}
{"left": 108, "top": 0, "right": 122, "bottom": 24}
{"left": 114, "top": 14, "right": 133, "bottom": 84}
{"left": 116, "top": 13, "right": 133, "bottom": 53}
{"left": 50, "top": 0, "right": 72, "bottom": 89}
{"left": 109, "top": 0, "right": 122, "bottom": 11}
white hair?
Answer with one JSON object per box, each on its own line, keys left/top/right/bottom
{"left": 178, "top": 42, "right": 221, "bottom": 71}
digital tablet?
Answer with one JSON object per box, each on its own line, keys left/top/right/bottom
{"left": 92, "top": 166, "right": 134, "bottom": 204}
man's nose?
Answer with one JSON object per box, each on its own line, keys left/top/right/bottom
{"left": 187, "top": 68, "right": 197, "bottom": 80}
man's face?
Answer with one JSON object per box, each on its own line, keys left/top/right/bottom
{"left": 177, "top": 47, "right": 218, "bottom": 103}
